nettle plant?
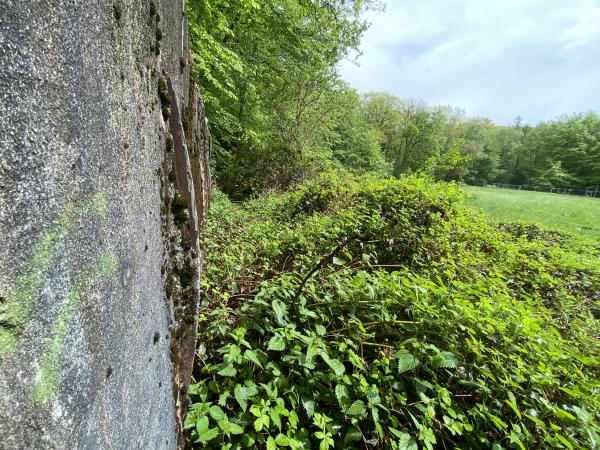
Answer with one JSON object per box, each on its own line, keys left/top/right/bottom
{"left": 187, "top": 173, "right": 599, "bottom": 449}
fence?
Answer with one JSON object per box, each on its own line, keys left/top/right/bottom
{"left": 491, "top": 183, "right": 600, "bottom": 198}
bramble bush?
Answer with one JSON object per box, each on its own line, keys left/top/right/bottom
{"left": 187, "top": 172, "right": 599, "bottom": 449}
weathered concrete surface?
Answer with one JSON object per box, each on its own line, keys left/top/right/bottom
{"left": 0, "top": 1, "right": 210, "bottom": 448}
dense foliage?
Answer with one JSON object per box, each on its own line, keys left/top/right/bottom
{"left": 187, "top": 0, "right": 599, "bottom": 195}
{"left": 354, "top": 95, "right": 600, "bottom": 189}
{"left": 187, "top": 173, "right": 600, "bottom": 449}
{"left": 187, "top": 0, "right": 379, "bottom": 196}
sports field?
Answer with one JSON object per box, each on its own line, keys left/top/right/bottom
{"left": 463, "top": 185, "right": 600, "bottom": 241}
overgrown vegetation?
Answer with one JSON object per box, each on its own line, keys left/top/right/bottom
{"left": 184, "top": 1, "right": 600, "bottom": 448}
{"left": 186, "top": 0, "right": 599, "bottom": 196}
{"left": 187, "top": 173, "right": 599, "bottom": 449}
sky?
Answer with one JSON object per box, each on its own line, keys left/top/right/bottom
{"left": 339, "top": 0, "right": 600, "bottom": 125}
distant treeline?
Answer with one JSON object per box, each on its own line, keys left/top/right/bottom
{"left": 187, "top": 0, "right": 600, "bottom": 198}
{"left": 347, "top": 95, "right": 600, "bottom": 189}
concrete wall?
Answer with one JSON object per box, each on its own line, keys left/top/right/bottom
{"left": 0, "top": 1, "right": 210, "bottom": 448}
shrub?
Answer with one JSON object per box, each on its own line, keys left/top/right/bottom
{"left": 187, "top": 172, "right": 599, "bottom": 449}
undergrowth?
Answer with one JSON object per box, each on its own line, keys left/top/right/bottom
{"left": 187, "top": 172, "right": 599, "bottom": 449}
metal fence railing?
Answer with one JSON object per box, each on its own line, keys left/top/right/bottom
{"left": 491, "top": 183, "right": 600, "bottom": 198}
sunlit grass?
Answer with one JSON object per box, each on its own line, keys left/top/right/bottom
{"left": 463, "top": 185, "right": 600, "bottom": 242}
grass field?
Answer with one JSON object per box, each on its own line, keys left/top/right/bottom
{"left": 463, "top": 185, "right": 600, "bottom": 241}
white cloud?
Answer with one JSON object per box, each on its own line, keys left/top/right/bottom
{"left": 340, "top": 0, "right": 600, "bottom": 124}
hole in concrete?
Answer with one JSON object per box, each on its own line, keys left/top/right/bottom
{"left": 106, "top": 366, "right": 113, "bottom": 379}
{"left": 144, "top": 243, "right": 148, "bottom": 253}
{"left": 113, "top": 3, "right": 122, "bottom": 21}
{"left": 153, "top": 332, "right": 160, "bottom": 344}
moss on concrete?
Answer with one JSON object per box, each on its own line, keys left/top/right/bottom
{"left": 31, "top": 252, "right": 117, "bottom": 405}
{"left": 0, "top": 193, "right": 108, "bottom": 358}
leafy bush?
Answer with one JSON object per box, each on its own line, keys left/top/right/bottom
{"left": 187, "top": 172, "right": 599, "bottom": 449}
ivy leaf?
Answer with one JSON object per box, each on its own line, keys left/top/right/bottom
{"left": 218, "top": 364, "right": 237, "bottom": 377}
{"left": 432, "top": 351, "right": 458, "bottom": 369}
{"left": 266, "top": 436, "right": 277, "bottom": 450}
{"left": 396, "top": 350, "right": 419, "bottom": 374}
{"left": 346, "top": 400, "right": 366, "bottom": 416}
{"left": 267, "top": 334, "right": 286, "bottom": 351}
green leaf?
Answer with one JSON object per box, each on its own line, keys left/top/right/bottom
{"left": 321, "top": 354, "right": 345, "bottom": 377}
{"left": 234, "top": 384, "right": 249, "bottom": 411}
{"left": 269, "top": 407, "right": 282, "bottom": 431}
{"left": 267, "top": 334, "right": 286, "bottom": 351}
{"left": 217, "top": 364, "right": 237, "bottom": 377}
{"left": 197, "top": 426, "right": 219, "bottom": 445}
{"left": 396, "top": 350, "right": 419, "bottom": 374}
{"left": 219, "top": 418, "right": 244, "bottom": 435}
{"left": 346, "top": 400, "right": 366, "bottom": 416}
{"left": 343, "top": 427, "right": 362, "bottom": 443}
{"left": 335, "top": 384, "right": 350, "bottom": 407}
{"left": 266, "top": 436, "right": 277, "bottom": 450}
{"left": 218, "top": 391, "right": 230, "bottom": 406}
{"left": 275, "top": 433, "right": 290, "bottom": 446}
{"left": 209, "top": 405, "right": 226, "bottom": 421}
{"left": 302, "top": 396, "right": 315, "bottom": 417}
{"left": 272, "top": 299, "right": 287, "bottom": 324}
{"left": 505, "top": 391, "right": 521, "bottom": 420}
{"left": 244, "top": 349, "right": 263, "bottom": 369}
{"left": 196, "top": 416, "right": 219, "bottom": 444}
{"left": 227, "top": 422, "right": 244, "bottom": 435}
{"left": 332, "top": 256, "right": 346, "bottom": 265}
{"left": 389, "top": 429, "right": 418, "bottom": 450}
{"left": 524, "top": 413, "right": 545, "bottom": 428}
{"left": 196, "top": 415, "right": 209, "bottom": 433}
{"left": 432, "top": 351, "right": 458, "bottom": 369}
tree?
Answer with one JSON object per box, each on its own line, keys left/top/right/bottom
{"left": 531, "top": 161, "right": 580, "bottom": 187}
{"left": 187, "top": 0, "right": 378, "bottom": 196}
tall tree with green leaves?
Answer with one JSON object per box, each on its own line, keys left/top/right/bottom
{"left": 187, "top": 0, "right": 378, "bottom": 196}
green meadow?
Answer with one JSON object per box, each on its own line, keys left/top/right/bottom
{"left": 464, "top": 185, "right": 600, "bottom": 241}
